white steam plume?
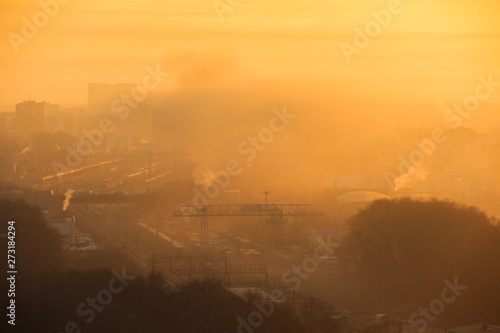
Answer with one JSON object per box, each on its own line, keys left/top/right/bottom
{"left": 62, "top": 189, "right": 75, "bottom": 211}
{"left": 394, "top": 166, "right": 429, "bottom": 192}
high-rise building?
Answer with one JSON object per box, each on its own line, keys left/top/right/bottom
{"left": 15, "top": 101, "right": 52, "bottom": 134}
{"left": 47, "top": 108, "right": 79, "bottom": 136}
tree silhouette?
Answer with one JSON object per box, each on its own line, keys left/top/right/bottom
{"left": 0, "top": 201, "right": 311, "bottom": 332}
{"left": 338, "top": 197, "right": 500, "bottom": 323}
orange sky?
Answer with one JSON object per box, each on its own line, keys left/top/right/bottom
{"left": 1, "top": 0, "right": 499, "bottom": 111}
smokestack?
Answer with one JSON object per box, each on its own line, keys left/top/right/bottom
{"left": 62, "top": 189, "right": 75, "bottom": 211}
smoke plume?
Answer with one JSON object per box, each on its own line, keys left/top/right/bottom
{"left": 394, "top": 167, "right": 429, "bottom": 192}
{"left": 62, "top": 189, "right": 75, "bottom": 211}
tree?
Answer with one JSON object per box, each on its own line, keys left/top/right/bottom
{"left": 0, "top": 199, "right": 64, "bottom": 275}
{"left": 338, "top": 198, "right": 500, "bottom": 322}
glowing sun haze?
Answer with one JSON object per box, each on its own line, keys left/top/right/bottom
{"left": 1, "top": 0, "right": 499, "bottom": 112}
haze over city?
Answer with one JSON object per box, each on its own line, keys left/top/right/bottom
{"left": 1, "top": 1, "right": 500, "bottom": 332}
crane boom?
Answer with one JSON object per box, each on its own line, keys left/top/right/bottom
{"left": 173, "top": 203, "right": 323, "bottom": 217}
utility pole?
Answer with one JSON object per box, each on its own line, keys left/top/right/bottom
{"left": 262, "top": 191, "right": 270, "bottom": 205}
{"left": 136, "top": 235, "right": 139, "bottom": 261}
{"left": 148, "top": 150, "right": 152, "bottom": 176}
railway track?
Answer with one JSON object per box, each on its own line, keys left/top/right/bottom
{"left": 69, "top": 204, "right": 186, "bottom": 288}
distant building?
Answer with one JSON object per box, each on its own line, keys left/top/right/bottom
{"left": 47, "top": 108, "right": 79, "bottom": 136}
{"left": 15, "top": 100, "right": 55, "bottom": 134}
{"left": 88, "top": 82, "right": 135, "bottom": 114}
{"left": 0, "top": 153, "right": 16, "bottom": 180}
{"left": 31, "top": 190, "right": 54, "bottom": 209}
{"left": 49, "top": 215, "right": 76, "bottom": 242}
{"left": 48, "top": 215, "right": 97, "bottom": 252}
{"left": 0, "top": 112, "right": 15, "bottom": 131}
{"left": 15, "top": 101, "right": 79, "bottom": 136}
{"left": 105, "top": 136, "right": 131, "bottom": 153}
{"left": 49, "top": 215, "right": 76, "bottom": 251}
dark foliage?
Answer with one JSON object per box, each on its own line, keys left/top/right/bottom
{"left": 0, "top": 200, "right": 309, "bottom": 332}
{"left": 338, "top": 197, "right": 500, "bottom": 324}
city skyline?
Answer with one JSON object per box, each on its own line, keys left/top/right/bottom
{"left": 1, "top": 1, "right": 500, "bottom": 331}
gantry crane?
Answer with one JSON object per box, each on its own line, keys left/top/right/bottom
{"left": 173, "top": 203, "right": 323, "bottom": 251}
